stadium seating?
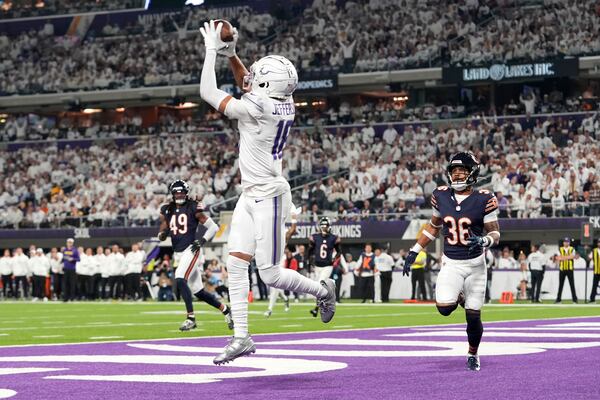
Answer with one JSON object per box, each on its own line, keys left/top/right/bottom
{"left": 1, "top": 1, "right": 600, "bottom": 96}
{"left": 1, "top": 110, "right": 599, "bottom": 229}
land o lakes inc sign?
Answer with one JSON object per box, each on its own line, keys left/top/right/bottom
{"left": 442, "top": 58, "right": 578, "bottom": 83}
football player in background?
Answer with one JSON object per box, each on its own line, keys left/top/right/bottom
{"left": 308, "top": 217, "right": 346, "bottom": 316}
{"left": 199, "top": 21, "right": 336, "bottom": 364}
{"left": 403, "top": 152, "right": 500, "bottom": 372}
{"left": 158, "top": 179, "right": 232, "bottom": 331}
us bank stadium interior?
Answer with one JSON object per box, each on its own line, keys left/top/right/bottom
{"left": 1, "top": 0, "right": 600, "bottom": 399}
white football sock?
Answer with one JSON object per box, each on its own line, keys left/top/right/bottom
{"left": 267, "top": 288, "right": 279, "bottom": 312}
{"left": 259, "top": 265, "right": 327, "bottom": 298}
{"left": 226, "top": 255, "right": 250, "bottom": 338}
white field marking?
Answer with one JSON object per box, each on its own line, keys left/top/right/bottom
{"left": 281, "top": 324, "right": 302, "bottom": 328}
{"left": 86, "top": 322, "right": 112, "bottom": 325}
{"left": 414, "top": 327, "right": 600, "bottom": 331}
{"left": 0, "top": 368, "right": 67, "bottom": 376}
{"left": 129, "top": 340, "right": 600, "bottom": 358}
{"left": 544, "top": 322, "right": 600, "bottom": 327}
{"left": 1, "top": 315, "right": 599, "bottom": 349}
{"left": 0, "top": 389, "right": 17, "bottom": 399}
{"left": 333, "top": 325, "right": 354, "bottom": 329}
{"left": 89, "top": 336, "right": 124, "bottom": 340}
{"left": 9, "top": 355, "right": 345, "bottom": 384}
{"left": 388, "top": 331, "right": 600, "bottom": 339}
{"left": 166, "top": 329, "right": 204, "bottom": 333}
{"left": 0, "top": 334, "right": 8, "bottom": 336}
{"left": 32, "top": 335, "right": 64, "bottom": 339}
{"left": 0, "top": 322, "right": 178, "bottom": 332}
{"left": 41, "top": 321, "right": 65, "bottom": 325}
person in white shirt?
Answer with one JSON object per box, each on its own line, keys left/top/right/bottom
{"left": 527, "top": 244, "right": 546, "bottom": 303}
{"left": 124, "top": 243, "right": 146, "bottom": 300}
{"left": 382, "top": 123, "right": 398, "bottom": 145}
{"left": 31, "top": 248, "right": 50, "bottom": 301}
{"left": 497, "top": 248, "right": 518, "bottom": 269}
{"left": 107, "top": 245, "right": 125, "bottom": 300}
{"left": 97, "top": 247, "right": 110, "bottom": 299}
{"left": 374, "top": 247, "right": 395, "bottom": 302}
{"left": 89, "top": 247, "right": 102, "bottom": 300}
{"left": 48, "top": 248, "right": 63, "bottom": 300}
{"left": 199, "top": 21, "right": 335, "bottom": 364}
{"left": 0, "top": 249, "right": 13, "bottom": 299}
{"left": 76, "top": 247, "right": 93, "bottom": 300}
{"left": 12, "top": 247, "right": 30, "bottom": 299}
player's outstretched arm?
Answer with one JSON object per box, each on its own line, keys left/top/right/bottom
{"left": 199, "top": 21, "right": 234, "bottom": 113}
{"left": 229, "top": 55, "right": 249, "bottom": 91}
{"left": 191, "top": 204, "right": 219, "bottom": 253}
{"left": 403, "top": 215, "right": 442, "bottom": 276}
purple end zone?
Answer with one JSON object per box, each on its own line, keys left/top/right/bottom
{"left": 1, "top": 317, "right": 599, "bottom": 400}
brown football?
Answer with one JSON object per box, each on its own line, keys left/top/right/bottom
{"left": 213, "top": 19, "right": 234, "bottom": 42}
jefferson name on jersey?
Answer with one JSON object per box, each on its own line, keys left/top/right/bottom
{"left": 431, "top": 186, "right": 498, "bottom": 260}
{"left": 160, "top": 201, "right": 200, "bottom": 252}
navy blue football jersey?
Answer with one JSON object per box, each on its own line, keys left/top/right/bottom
{"left": 311, "top": 233, "right": 338, "bottom": 267}
{"left": 160, "top": 200, "right": 200, "bottom": 252}
{"left": 431, "top": 186, "right": 498, "bottom": 260}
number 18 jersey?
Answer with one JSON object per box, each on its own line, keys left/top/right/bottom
{"left": 224, "top": 92, "right": 295, "bottom": 199}
{"left": 431, "top": 186, "right": 498, "bottom": 260}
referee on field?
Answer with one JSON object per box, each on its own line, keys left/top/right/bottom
{"left": 589, "top": 239, "right": 600, "bottom": 303}
{"left": 555, "top": 237, "right": 578, "bottom": 303}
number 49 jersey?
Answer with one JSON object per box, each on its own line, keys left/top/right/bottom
{"left": 160, "top": 201, "right": 199, "bottom": 253}
{"left": 431, "top": 186, "right": 499, "bottom": 260}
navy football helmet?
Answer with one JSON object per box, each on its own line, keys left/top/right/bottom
{"left": 446, "top": 152, "right": 480, "bottom": 191}
{"left": 319, "top": 217, "right": 331, "bottom": 234}
{"left": 169, "top": 180, "right": 190, "bottom": 205}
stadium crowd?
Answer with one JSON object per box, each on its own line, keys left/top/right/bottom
{"left": 2, "top": 1, "right": 600, "bottom": 95}
{"left": 1, "top": 110, "right": 600, "bottom": 229}
{"left": 0, "top": 0, "right": 144, "bottom": 19}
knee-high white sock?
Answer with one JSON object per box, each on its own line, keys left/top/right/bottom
{"left": 260, "top": 266, "right": 327, "bottom": 298}
{"left": 267, "top": 288, "right": 279, "bottom": 312}
{"left": 226, "top": 255, "right": 250, "bottom": 338}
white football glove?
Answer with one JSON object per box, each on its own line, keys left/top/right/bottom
{"left": 199, "top": 20, "right": 222, "bottom": 51}
{"left": 217, "top": 27, "right": 238, "bottom": 58}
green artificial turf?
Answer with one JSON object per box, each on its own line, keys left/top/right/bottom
{"left": 1, "top": 299, "right": 598, "bottom": 346}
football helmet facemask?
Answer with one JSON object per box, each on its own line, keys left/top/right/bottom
{"left": 446, "top": 152, "right": 480, "bottom": 191}
{"left": 319, "top": 217, "right": 331, "bottom": 235}
{"left": 169, "top": 180, "right": 190, "bottom": 205}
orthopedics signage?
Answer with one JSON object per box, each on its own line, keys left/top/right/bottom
{"left": 442, "top": 58, "right": 578, "bottom": 84}
{"left": 296, "top": 76, "right": 338, "bottom": 92}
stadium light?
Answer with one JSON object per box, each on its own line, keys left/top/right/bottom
{"left": 175, "top": 102, "right": 199, "bottom": 109}
{"left": 115, "top": 107, "right": 126, "bottom": 112}
{"left": 82, "top": 108, "right": 102, "bottom": 114}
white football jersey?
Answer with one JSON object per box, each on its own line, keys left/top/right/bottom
{"left": 225, "top": 92, "right": 295, "bottom": 198}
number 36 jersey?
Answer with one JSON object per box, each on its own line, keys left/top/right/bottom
{"left": 160, "top": 201, "right": 199, "bottom": 253}
{"left": 431, "top": 186, "right": 499, "bottom": 260}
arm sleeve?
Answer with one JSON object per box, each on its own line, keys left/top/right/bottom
{"left": 199, "top": 48, "right": 256, "bottom": 122}
{"left": 199, "top": 49, "right": 229, "bottom": 109}
{"left": 73, "top": 249, "right": 80, "bottom": 263}
{"left": 431, "top": 191, "right": 439, "bottom": 211}
{"left": 484, "top": 194, "right": 499, "bottom": 216}
{"left": 201, "top": 217, "right": 219, "bottom": 242}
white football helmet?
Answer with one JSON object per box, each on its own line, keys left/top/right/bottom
{"left": 243, "top": 55, "right": 298, "bottom": 99}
